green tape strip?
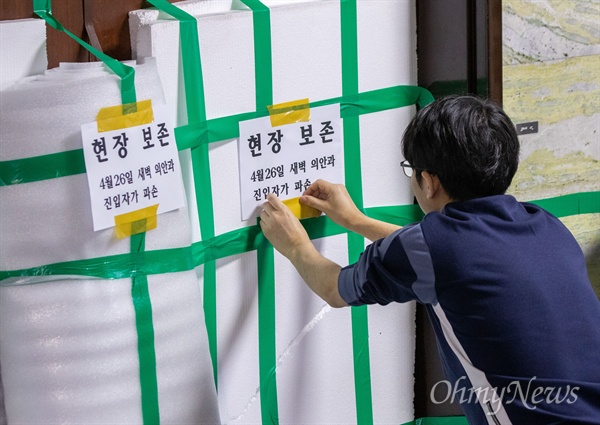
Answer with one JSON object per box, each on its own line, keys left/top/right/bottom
{"left": 0, "top": 246, "right": 194, "bottom": 285}
{"left": 256, "top": 234, "right": 279, "bottom": 425}
{"left": 239, "top": 1, "right": 280, "bottom": 422}
{"left": 145, "top": 0, "right": 220, "bottom": 388}
{"left": 0, "top": 149, "right": 86, "bottom": 186}
{"left": 529, "top": 192, "right": 600, "bottom": 217}
{"left": 2, "top": 193, "right": 598, "bottom": 285}
{"left": 340, "top": 0, "right": 374, "bottom": 422}
{"left": 367, "top": 204, "right": 425, "bottom": 226}
{"left": 130, "top": 233, "right": 160, "bottom": 424}
{"left": 192, "top": 146, "right": 219, "bottom": 388}
{"left": 202, "top": 258, "right": 218, "bottom": 385}
{"left": 242, "top": 0, "right": 273, "bottom": 107}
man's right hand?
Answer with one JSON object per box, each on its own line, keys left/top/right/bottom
{"left": 299, "top": 179, "right": 364, "bottom": 230}
{"left": 300, "top": 179, "right": 402, "bottom": 241}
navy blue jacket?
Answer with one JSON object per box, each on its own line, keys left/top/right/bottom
{"left": 339, "top": 195, "right": 600, "bottom": 424}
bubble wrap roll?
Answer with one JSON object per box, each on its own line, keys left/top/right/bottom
{"left": 0, "top": 58, "right": 221, "bottom": 424}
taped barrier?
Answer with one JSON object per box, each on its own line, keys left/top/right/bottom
{"left": 1, "top": 1, "right": 599, "bottom": 425}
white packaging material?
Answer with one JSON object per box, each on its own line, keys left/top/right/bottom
{"left": 0, "top": 18, "right": 47, "bottom": 91}
{"left": 130, "top": 1, "right": 418, "bottom": 423}
{"left": 0, "top": 271, "right": 220, "bottom": 424}
{"left": 0, "top": 16, "right": 48, "bottom": 414}
{"left": 129, "top": 0, "right": 234, "bottom": 60}
{"left": 0, "top": 59, "right": 220, "bottom": 423}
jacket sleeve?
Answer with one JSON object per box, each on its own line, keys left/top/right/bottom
{"left": 338, "top": 223, "right": 436, "bottom": 306}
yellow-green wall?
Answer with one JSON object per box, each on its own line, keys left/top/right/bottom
{"left": 502, "top": 0, "right": 600, "bottom": 295}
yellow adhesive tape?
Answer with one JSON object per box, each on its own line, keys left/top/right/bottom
{"left": 283, "top": 197, "right": 321, "bottom": 219}
{"left": 114, "top": 204, "right": 159, "bottom": 238}
{"left": 267, "top": 98, "right": 310, "bottom": 127}
{"left": 97, "top": 99, "right": 154, "bottom": 133}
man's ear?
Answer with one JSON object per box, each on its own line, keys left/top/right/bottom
{"left": 421, "top": 171, "right": 441, "bottom": 200}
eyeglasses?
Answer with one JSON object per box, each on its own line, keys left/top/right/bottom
{"left": 400, "top": 160, "right": 425, "bottom": 178}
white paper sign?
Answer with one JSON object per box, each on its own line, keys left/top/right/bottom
{"left": 238, "top": 104, "right": 344, "bottom": 220}
{"left": 81, "top": 103, "right": 186, "bottom": 231}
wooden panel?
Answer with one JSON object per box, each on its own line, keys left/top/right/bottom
{"left": 48, "top": 0, "right": 89, "bottom": 67}
{"left": 488, "top": 0, "right": 503, "bottom": 104}
{"left": 85, "top": 0, "right": 145, "bottom": 61}
{"left": 0, "top": 0, "right": 180, "bottom": 68}
{"left": 0, "top": 0, "right": 88, "bottom": 67}
{"left": 85, "top": 1, "right": 179, "bottom": 61}
{"left": 0, "top": 1, "right": 33, "bottom": 19}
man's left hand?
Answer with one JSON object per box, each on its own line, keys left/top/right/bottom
{"left": 259, "top": 193, "right": 312, "bottom": 260}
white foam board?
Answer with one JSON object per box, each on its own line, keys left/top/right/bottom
{"left": 130, "top": 1, "right": 418, "bottom": 423}
{"left": 0, "top": 18, "right": 47, "bottom": 91}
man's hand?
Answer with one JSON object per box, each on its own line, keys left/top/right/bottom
{"left": 300, "top": 179, "right": 363, "bottom": 230}
{"left": 301, "top": 179, "right": 402, "bottom": 241}
{"left": 259, "top": 193, "right": 347, "bottom": 308}
{"left": 259, "top": 193, "right": 312, "bottom": 260}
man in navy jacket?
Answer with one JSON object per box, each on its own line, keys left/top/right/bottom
{"left": 259, "top": 95, "right": 600, "bottom": 424}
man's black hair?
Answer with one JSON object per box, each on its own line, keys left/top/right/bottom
{"left": 401, "top": 95, "right": 520, "bottom": 201}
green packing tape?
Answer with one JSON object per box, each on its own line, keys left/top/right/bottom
{"left": 256, "top": 234, "right": 279, "bottom": 425}
{"left": 0, "top": 246, "right": 195, "bottom": 285}
{"left": 145, "top": 0, "right": 220, "bottom": 388}
{"left": 239, "top": 1, "right": 280, "bottom": 422}
{"left": 340, "top": 0, "right": 375, "bottom": 423}
{"left": 144, "top": 0, "right": 206, "bottom": 124}
{"left": 0, "top": 224, "right": 263, "bottom": 286}
{"left": 0, "top": 149, "right": 86, "bottom": 186}
{"left": 2, "top": 193, "right": 598, "bottom": 285}
{"left": 529, "top": 192, "right": 600, "bottom": 217}
{"left": 131, "top": 233, "right": 161, "bottom": 424}
{"left": 5, "top": 1, "right": 139, "bottom": 187}
{"left": 367, "top": 204, "right": 425, "bottom": 226}
{"left": 241, "top": 0, "right": 274, "bottom": 107}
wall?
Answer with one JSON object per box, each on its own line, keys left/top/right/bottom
{"left": 502, "top": 0, "right": 600, "bottom": 296}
